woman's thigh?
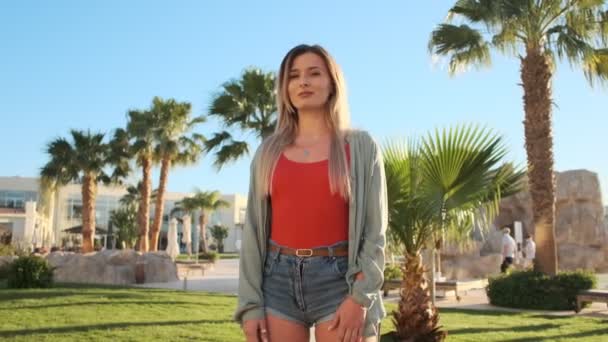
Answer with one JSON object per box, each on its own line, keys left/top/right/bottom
{"left": 266, "top": 313, "right": 310, "bottom": 342}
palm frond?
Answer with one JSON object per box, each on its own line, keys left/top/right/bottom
{"left": 212, "top": 140, "right": 250, "bottom": 170}
{"left": 204, "top": 131, "right": 232, "bottom": 152}
{"left": 448, "top": 0, "right": 504, "bottom": 24}
{"left": 582, "top": 48, "right": 608, "bottom": 86}
{"left": 429, "top": 24, "right": 492, "bottom": 75}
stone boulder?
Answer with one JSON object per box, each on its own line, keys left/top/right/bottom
{"left": 558, "top": 243, "right": 606, "bottom": 271}
{"left": 142, "top": 252, "right": 179, "bottom": 283}
{"left": 481, "top": 169, "right": 608, "bottom": 271}
{"left": 440, "top": 253, "right": 503, "bottom": 280}
{"left": 46, "top": 250, "right": 178, "bottom": 285}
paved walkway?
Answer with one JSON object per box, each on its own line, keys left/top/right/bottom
{"left": 135, "top": 259, "right": 608, "bottom": 316}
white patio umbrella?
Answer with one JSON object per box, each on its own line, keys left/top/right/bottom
{"left": 166, "top": 217, "right": 180, "bottom": 261}
{"left": 182, "top": 214, "right": 192, "bottom": 256}
{"left": 31, "top": 224, "right": 40, "bottom": 249}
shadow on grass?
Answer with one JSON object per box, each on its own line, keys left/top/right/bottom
{"left": 0, "top": 319, "right": 235, "bottom": 338}
{"left": 448, "top": 323, "right": 562, "bottom": 335}
{"left": 0, "top": 289, "right": 153, "bottom": 301}
{"left": 438, "top": 308, "right": 525, "bottom": 316}
{"left": 501, "top": 327, "right": 608, "bottom": 341}
{"left": 380, "top": 326, "right": 608, "bottom": 342}
{"left": 0, "top": 300, "right": 204, "bottom": 310}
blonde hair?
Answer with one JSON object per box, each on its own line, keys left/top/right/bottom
{"left": 256, "top": 44, "right": 351, "bottom": 200}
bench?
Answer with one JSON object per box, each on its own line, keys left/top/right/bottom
{"left": 575, "top": 290, "right": 608, "bottom": 313}
{"left": 176, "top": 262, "right": 207, "bottom": 278}
{"left": 383, "top": 279, "right": 487, "bottom": 302}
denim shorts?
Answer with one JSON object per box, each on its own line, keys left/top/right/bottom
{"left": 262, "top": 240, "right": 378, "bottom": 338}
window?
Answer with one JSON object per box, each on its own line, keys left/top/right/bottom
{"left": 66, "top": 198, "right": 83, "bottom": 220}
{"left": 0, "top": 190, "right": 37, "bottom": 209}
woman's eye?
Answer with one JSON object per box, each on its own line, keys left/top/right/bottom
{"left": 288, "top": 74, "right": 299, "bottom": 79}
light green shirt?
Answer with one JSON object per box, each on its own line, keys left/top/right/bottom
{"left": 234, "top": 129, "right": 388, "bottom": 328}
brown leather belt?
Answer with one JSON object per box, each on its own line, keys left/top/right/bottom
{"left": 269, "top": 244, "right": 348, "bottom": 257}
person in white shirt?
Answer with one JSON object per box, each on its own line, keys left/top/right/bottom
{"left": 500, "top": 227, "right": 517, "bottom": 273}
{"left": 523, "top": 234, "right": 536, "bottom": 269}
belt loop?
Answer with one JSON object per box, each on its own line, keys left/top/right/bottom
{"left": 328, "top": 246, "right": 334, "bottom": 257}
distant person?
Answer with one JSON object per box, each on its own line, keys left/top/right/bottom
{"left": 523, "top": 234, "right": 536, "bottom": 269}
{"left": 500, "top": 227, "right": 517, "bottom": 273}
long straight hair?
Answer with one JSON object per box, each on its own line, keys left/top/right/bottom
{"left": 256, "top": 44, "right": 351, "bottom": 200}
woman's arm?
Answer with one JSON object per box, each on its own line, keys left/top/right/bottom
{"left": 350, "top": 136, "right": 388, "bottom": 309}
{"left": 233, "top": 152, "right": 266, "bottom": 324}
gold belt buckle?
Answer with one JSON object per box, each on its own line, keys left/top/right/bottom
{"left": 295, "top": 249, "right": 313, "bottom": 257}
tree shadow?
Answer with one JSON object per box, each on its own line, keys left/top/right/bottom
{"left": 0, "top": 300, "right": 202, "bottom": 310}
{"left": 501, "top": 327, "right": 608, "bottom": 341}
{"left": 0, "top": 319, "right": 234, "bottom": 338}
{"left": 448, "top": 323, "right": 562, "bottom": 335}
{"left": 0, "top": 289, "right": 153, "bottom": 301}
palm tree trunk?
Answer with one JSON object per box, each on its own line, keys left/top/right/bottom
{"left": 150, "top": 157, "right": 171, "bottom": 252}
{"left": 521, "top": 48, "right": 558, "bottom": 276}
{"left": 199, "top": 212, "right": 208, "bottom": 253}
{"left": 137, "top": 156, "right": 152, "bottom": 252}
{"left": 392, "top": 252, "right": 446, "bottom": 341}
{"left": 81, "top": 174, "right": 97, "bottom": 253}
{"left": 430, "top": 247, "right": 436, "bottom": 306}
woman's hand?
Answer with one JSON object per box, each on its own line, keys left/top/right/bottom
{"left": 328, "top": 295, "right": 367, "bottom": 342}
{"left": 243, "top": 318, "right": 269, "bottom": 342}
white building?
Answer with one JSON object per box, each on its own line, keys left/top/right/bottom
{"left": 0, "top": 176, "right": 246, "bottom": 253}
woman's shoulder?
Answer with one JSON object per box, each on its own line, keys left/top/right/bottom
{"left": 345, "top": 129, "right": 381, "bottom": 154}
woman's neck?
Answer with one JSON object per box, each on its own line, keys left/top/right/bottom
{"left": 296, "top": 108, "right": 331, "bottom": 140}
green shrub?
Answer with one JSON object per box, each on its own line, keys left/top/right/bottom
{"left": 0, "top": 261, "right": 13, "bottom": 280}
{"left": 0, "top": 244, "right": 28, "bottom": 257}
{"left": 198, "top": 251, "right": 219, "bottom": 263}
{"left": 7, "top": 255, "right": 54, "bottom": 289}
{"left": 486, "top": 270, "right": 597, "bottom": 310}
{"left": 384, "top": 263, "right": 403, "bottom": 281}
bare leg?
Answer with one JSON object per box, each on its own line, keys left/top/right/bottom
{"left": 265, "top": 313, "right": 309, "bottom": 342}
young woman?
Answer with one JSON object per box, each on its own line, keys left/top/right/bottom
{"left": 234, "top": 44, "right": 387, "bottom": 342}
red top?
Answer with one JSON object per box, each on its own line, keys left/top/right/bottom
{"left": 270, "top": 145, "right": 350, "bottom": 249}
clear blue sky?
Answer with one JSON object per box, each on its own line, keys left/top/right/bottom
{"left": 1, "top": 1, "right": 606, "bottom": 203}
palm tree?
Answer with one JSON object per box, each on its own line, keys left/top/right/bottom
{"left": 206, "top": 68, "right": 277, "bottom": 169}
{"left": 419, "top": 126, "right": 524, "bottom": 304}
{"left": 126, "top": 109, "right": 157, "bottom": 252}
{"left": 428, "top": 0, "right": 608, "bottom": 275}
{"left": 149, "top": 96, "right": 206, "bottom": 252}
{"left": 209, "top": 224, "right": 229, "bottom": 253}
{"left": 173, "top": 190, "right": 230, "bottom": 253}
{"left": 40, "top": 130, "right": 127, "bottom": 253}
{"left": 119, "top": 182, "right": 158, "bottom": 209}
{"left": 110, "top": 205, "right": 138, "bottom": 249}
{"left": 383, "top": 125, "right": 523, "bottom": 341}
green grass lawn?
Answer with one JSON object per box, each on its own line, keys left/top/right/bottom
{"left": 0, "top": 285, "right": 606, "bottom": 341}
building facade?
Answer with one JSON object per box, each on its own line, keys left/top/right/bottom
{"left": 0, "top": 176, "right": 246, "bottom": 253}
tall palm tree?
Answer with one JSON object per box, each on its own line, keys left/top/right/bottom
{"left": 149, "top": 96, "right": 206, "bottom": 252}
{"left": 40, "top": 130, "right": 127, "bottom": 253}
{"left": 428, "top": 0, "right": 608, "bottom": 275}
{"left": 173, "top": 190, "right": 229, "bottom": 253}
{"left": 383, "top": 125, "right": 523, "bottom": 341}
{"left": 206, "top": 68, "right": 277, "bottom": 169}
{"left": 126, "top": 109, "right": 157, "bottom": 252}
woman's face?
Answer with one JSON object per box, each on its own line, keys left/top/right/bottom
{"left": 287, "top": 52, "right": 333, "bottom": 112}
